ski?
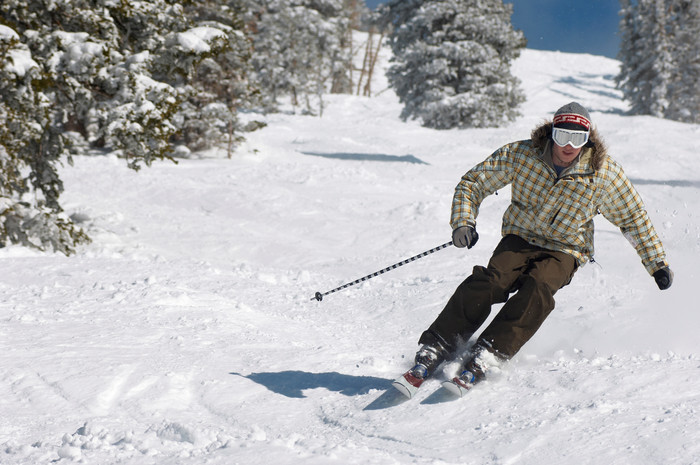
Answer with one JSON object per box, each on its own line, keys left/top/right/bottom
{"left": 392, "top": 367, "right": 481, "bottom": 400}
{"left": 391, "top": 367, "right": 427, "bottom": 399}
{"left": 441, "top": 371, "right": 477, "bottom": 398}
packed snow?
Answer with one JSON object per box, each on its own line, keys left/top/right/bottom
{"left": 1, "top": 44, "right": 698, "bottom": 464}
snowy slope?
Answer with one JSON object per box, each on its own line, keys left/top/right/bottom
{"left": 1, "top": 44, "right": 699, "bottom": 464}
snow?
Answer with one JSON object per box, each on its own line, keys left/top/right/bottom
{"left": 2, "top": 25, "right": 38, "bottom": 78}
{"left": 1, "top": 43, "right": 699, "bottom": 464}
{"left": 174, "top": 27, "right": 227, "bottom": 53}
{"left": 0, "top": 24, "right": 19, "bottom": 41}
{"left": 46, "top": 32, "right": 105, "bottom": 75}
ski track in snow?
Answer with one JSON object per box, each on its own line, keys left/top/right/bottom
{"left": 1, "top": 42, "right": 699, "bottom": 464}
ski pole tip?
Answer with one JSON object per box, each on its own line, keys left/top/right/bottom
{"left": 312, "top": 292, "right": 323, "bottom": 302}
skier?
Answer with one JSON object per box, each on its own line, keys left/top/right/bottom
{"left": 399, "top": 102, "right": 674, "bottom": 396}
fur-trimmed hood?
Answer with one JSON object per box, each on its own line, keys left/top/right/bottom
{"left": 530, "top": 121, "right": 607, "bottom": 171}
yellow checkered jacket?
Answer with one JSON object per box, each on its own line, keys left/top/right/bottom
{"left": 451, "top": 131, "right": 668, "bottom": 276}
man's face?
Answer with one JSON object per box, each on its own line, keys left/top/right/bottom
{"left": 552, "top": 142, "right": 582, "bottom": 167}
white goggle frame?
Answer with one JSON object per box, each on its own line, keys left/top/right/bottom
{"left": 552, "top": 127, "right": 589, "bottom": 149}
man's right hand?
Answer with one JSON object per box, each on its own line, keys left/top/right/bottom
{"left": 452, "top": 226, "right": 479, "bottom": 249}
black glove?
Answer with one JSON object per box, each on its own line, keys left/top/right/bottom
{"left": 653, "top": 267, "right": 673, "bottom": 290}
{"left": 452, "top": 226, "right": 479, "bottom": 249}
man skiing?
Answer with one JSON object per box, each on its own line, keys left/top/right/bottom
{"left": 396, "top": 102, "right": 674, "bottom": 397}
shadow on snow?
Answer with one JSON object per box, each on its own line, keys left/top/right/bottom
{"left": 300, "top": 151, "right": 429, "bottom": 165}
{"left": 629, "top": 178, "right": 700, "bottom": 188}
{"left": 551, "top": 75, "right": 626, "bottom": 114}
{"left": 231, "top": 370, "right": 393, "bottom": 399}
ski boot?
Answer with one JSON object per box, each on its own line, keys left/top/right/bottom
{"left": 392, "top": 343, "right": 448, "bottom": 398}
{"left": 443, "top": 344, "right": 501, "bottom": 397}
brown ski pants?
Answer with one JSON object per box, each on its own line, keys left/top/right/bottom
{"left": 420, "top": 234, "right": 578, "bottom": 359}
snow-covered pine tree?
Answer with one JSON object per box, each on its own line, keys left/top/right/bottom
{"left": 3, "top": 0, "right": 256, "bottom": 163}
{"left": 665, "top": 0, "right": 700, "bottom": 123}
{"left": 617, "top": 0, "right": 673, "bottom": 117}
{"left": 0, "top": 24, "right": 89, "bottom": 253}
{"left": 245, "top": 0, "right": 354, "bottom": 115}
{"left": 2, "top": 0, "right": 180, "bottom": 167}
{"left": 617, "top": 0, "right": 699, "bottom": 123}
{"left": 617, "top": 0, "right": 641, "bottom": 109}
{"left": 381, "top": 0, "right": 526, "bottom": 129}
{"left": 155, "top": 1, "right": 258, "bottom": 154}
{"left": 0, "top": 0, "right": 256, "bottom": 252}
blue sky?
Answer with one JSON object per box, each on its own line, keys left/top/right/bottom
{"left": 365, "top": 0, "right": 621, "bottom": 59}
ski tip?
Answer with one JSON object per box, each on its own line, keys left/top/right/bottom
{"left": 441, "top": 378, "right": 471, "bottom": 398}
{"left": 392, "top": 370, "right": 426, "bottom": 399}
{"left": 392, "top": 380, "right": 414, "bottom": 399}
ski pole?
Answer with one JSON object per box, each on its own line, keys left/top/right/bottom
{"left": 311, "top": 241, "right": 454, "bottom": 301}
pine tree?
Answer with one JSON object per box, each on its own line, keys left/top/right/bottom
{"left": 381, "top": 0, "right": 526, "bottom": 129}
{"left": 617, "top": 0, "right": 672, "bottom": 117}
{"left": 617, "top": 0, "right": 640, "bottom": 109}
{"left": 665, "top": 0, "right": 700, "bottom": 123}
{"left": 617, "top": 0, "right": 700, "bottom": 123}
{"left": 153, "top": 1, "right": 259, "bottom": 155}
{"left": 244, "top": 0, "right": 354, "bottom": 115}
{"left": 0, "top": 24, "right": 89, "bottom": 253}
{"left": 0, "top": 0, "right": 256, "bottom": 252}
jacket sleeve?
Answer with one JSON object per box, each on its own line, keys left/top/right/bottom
{"left": 451, "top": 144, "right": 515, "bottom": 230}
{"left": 598, "top": 162, "right": 668, "bottom": 275}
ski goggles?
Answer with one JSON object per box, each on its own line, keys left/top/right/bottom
{"left": 552, "top": 127, "right": 590, "bottom": 149}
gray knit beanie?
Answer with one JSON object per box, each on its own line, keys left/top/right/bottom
{"left": 553, "top": 102, "right": 591, "bottom": 130}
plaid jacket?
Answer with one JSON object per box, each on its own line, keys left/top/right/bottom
{"left": 451, "top": 139, "right": 668, "bottom": 275}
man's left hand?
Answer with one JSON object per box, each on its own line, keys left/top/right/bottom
{"left": 653, "top": 267, "right": 673, "bottom": 290}
{"left": 452, "top": 226, "right": 479, "bottom": 249}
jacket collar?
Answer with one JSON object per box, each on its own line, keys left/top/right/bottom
{"left": 540, "top": 141, "right": 595, "bottom": 177}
